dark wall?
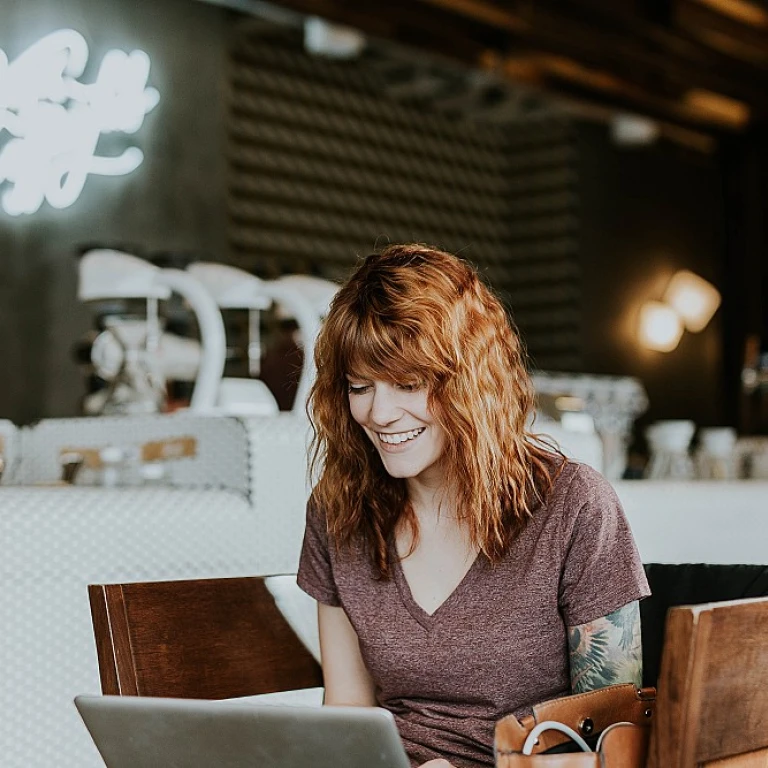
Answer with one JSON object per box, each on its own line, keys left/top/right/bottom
{"left": 0, "top": 0, "right": 233, "bottom": 424}
{"left": 577, "top": 122, "right": 725, "bottom": 430}
{"left": 720, "top": 129, "right": 768, "bottom": 435}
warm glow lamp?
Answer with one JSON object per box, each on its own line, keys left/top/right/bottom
{"left": 638, "top": 300, "right": 684, "bottom": 352}
{"left": 663, "top": 270, "right": 721, "bottom": 332}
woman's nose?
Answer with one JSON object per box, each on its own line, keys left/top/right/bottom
{"left": 369, "top": 385, "right": 401, "bottom": 425}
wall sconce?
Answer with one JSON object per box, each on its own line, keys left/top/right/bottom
{"left": 638, "top": 270, "right": 720, "bottom": 352}
{"left": 638, "top": 300, "right": 684, "bottom": 352}
{"left": 663, "top": 269, "right": 722, "bottom": 332}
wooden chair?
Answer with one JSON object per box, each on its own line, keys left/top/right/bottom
{"left": 647, "top": 596, "right": 768, "bottom": 768}
{"left": 88, "top": 576, "right": 323, "bottom": 699}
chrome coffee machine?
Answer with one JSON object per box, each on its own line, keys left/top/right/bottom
{"left": 74, "top": 248, "right": 226, "bottom": 416}
{"left": 74, "top": 249, "right": 339, "bottom": 417}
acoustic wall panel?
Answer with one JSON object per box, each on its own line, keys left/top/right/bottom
{"left": 227, "top": 24, "right": 581, "bottom": 370}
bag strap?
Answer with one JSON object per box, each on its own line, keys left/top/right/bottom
{"left": 597, "top": 723, "right": 649, "bottom": 768}
{"left": 496, "top": 752, "right": 599, "bottom": 767}
{"left": 495, "top": 684, "right": 656, "bottom": 755}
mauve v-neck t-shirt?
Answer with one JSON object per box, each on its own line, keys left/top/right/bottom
{"left": 297, "top": 461, "right": 650, "bottom": 768}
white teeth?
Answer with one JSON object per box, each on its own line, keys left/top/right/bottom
{"left": 378, "top": 427, "right": 425, "bottom": 445}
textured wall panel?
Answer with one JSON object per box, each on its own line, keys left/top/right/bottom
{"left": 227, "top": 25, "right": 581, "bottom": 370}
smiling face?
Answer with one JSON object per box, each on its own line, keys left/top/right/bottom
{"left": 346, "top": 377, "right": 447, "bottom": 488}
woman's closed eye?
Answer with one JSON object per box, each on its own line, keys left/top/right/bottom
{"left": 346, "top": 381, "right": 422, "bottom": 394}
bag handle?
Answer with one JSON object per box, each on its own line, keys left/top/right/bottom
{"left": 522, "top": 722, "right": 592, "bottom": 755}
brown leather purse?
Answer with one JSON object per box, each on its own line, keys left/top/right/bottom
{"left": 494, "top": 684, "right": 656, "bottom": 768}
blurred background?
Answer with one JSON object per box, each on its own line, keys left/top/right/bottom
{"left": 1, "top": 0, "right": 766, "bottom": 465}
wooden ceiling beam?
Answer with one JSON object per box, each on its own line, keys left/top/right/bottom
{"left": 675, "top": 0, "right": 768, "bottom": 65}
{"left": 485, "top": 49, "right": 750, "bottom": 132}
{"left": 693, "top": 0, "right": 768, "bottom": 27}
{"left": 416, "top": 0, "right": 528, "bottom": 33}
{"left": 535, "top": 93, "right": 718, "bottom": 153}
{"left": 516, "top": 2, "right": 768, "bottom": 105}
{"left": 266, "top": 0, "right": 768, "bottom": 130}
{"left": 405, "top": 0, "right": 768, "bottom": 113}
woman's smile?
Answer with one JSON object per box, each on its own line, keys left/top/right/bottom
{"left": 376, "top": 426, "right": 426, "bottom": 447}
{"left": 346, "top": 378, "right": 446, "bottom": 483}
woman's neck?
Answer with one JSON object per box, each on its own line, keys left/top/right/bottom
{"left": 406, "top": 477, "right": 457, "bottom": 525}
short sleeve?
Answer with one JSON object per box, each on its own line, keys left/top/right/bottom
{"left": 297, "top": 498, "right": 341, "bottom": 606}
{"left": 558, "top": 465, "right": 650, "bottom": 627}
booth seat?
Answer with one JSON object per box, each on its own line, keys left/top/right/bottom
{"left": 0, "top": 487, "right": 265, "bottom": 768}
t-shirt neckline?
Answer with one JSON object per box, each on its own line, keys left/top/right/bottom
{"left": 390, "top": 542, "right": 485, "bottom": 630}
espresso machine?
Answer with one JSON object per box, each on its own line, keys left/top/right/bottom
{"left": 76, "top": 249, "right": 226, "bottom": 416}
{"left": 75, "top": 249, "right": 339, "bottom": 417}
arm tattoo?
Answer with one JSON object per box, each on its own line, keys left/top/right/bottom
{"left": 567, "top": 601, "right": 642, "bottom": 694}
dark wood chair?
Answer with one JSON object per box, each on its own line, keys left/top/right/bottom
{"left": 88, "top": 576, "right": 323, "bottom": 699}
{"left": 647, "top": 596, "right": 768, "bottom": 768}
{"left": 640, "top": 563, "right": 768, "bottom": 688}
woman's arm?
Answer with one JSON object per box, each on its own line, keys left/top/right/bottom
{"left": 318, "top": 602, "right": 377, "bottom": 706}
{"left": 567, "top": 600, "right": 643, "bottom": 694}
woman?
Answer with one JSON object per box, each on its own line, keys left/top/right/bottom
{"left": 297, "top": 244, "right": 649, "bottom": 768}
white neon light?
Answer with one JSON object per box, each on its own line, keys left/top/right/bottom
{"left": 0, "top": 29, "right": 160, "bottom": 216}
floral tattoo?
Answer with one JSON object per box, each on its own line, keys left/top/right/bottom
{"left": 567, "top": 601, "right": 642, "bottom": 693}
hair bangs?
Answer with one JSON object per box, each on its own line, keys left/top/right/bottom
{"left": 339, "top": 311, "right": 438, "bottom": 385}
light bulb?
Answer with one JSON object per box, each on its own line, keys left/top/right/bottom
{"left": 663, "top": 270, "right": 721, "bottom": 332}
{"left": 638, "top": 301, "right": 684, "bottom": 352}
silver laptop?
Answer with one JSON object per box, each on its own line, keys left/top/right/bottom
{"left": 75, "top": 695, "right": 412, "bottom": 768}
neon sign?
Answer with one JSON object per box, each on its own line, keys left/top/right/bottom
{"left": 0, "top": 29, "right": 160, "bottom": 216}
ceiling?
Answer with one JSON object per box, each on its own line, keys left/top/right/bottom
{"left": 223, "top": 0, "right": 768, "bottom": 144}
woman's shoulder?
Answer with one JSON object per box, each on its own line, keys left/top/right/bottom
{"left": 535, "top": 461, "right": 635, "bottom": 562}
{"left": 546, "top": 459, "right": 620, "bottom": 512}
{"left": 304, "top": 490, "right": 370, "bottom": 561}
{"left": 552, "top": 457, "right": 614, "bottom": 496}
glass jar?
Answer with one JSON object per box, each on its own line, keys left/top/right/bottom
{"left": 644, "top": 420, "right": 696, "bottom": 480}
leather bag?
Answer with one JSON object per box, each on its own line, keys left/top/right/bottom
{"left": 494, "top": 683, "right": 656, "bottom": 768}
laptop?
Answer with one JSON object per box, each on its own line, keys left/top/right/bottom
{"left": 74, "top": 694, "right": 412, "bottom": 768}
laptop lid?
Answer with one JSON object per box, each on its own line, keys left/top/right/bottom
{"left": 74, "top": 695, "right": 412, "bottom": 768}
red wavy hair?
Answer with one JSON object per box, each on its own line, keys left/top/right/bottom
{"left": 308, "top": 243, "right": 563, "bottom": 578}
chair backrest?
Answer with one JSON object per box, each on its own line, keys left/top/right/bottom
{"left": 640, "top": 563, "right": 768, "bottom": 687}
{"left": 88, "top": 576, "right": 323, "bottom": 699}
{"left": 647, "top": 596, "right": 768, "bottom": 768}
